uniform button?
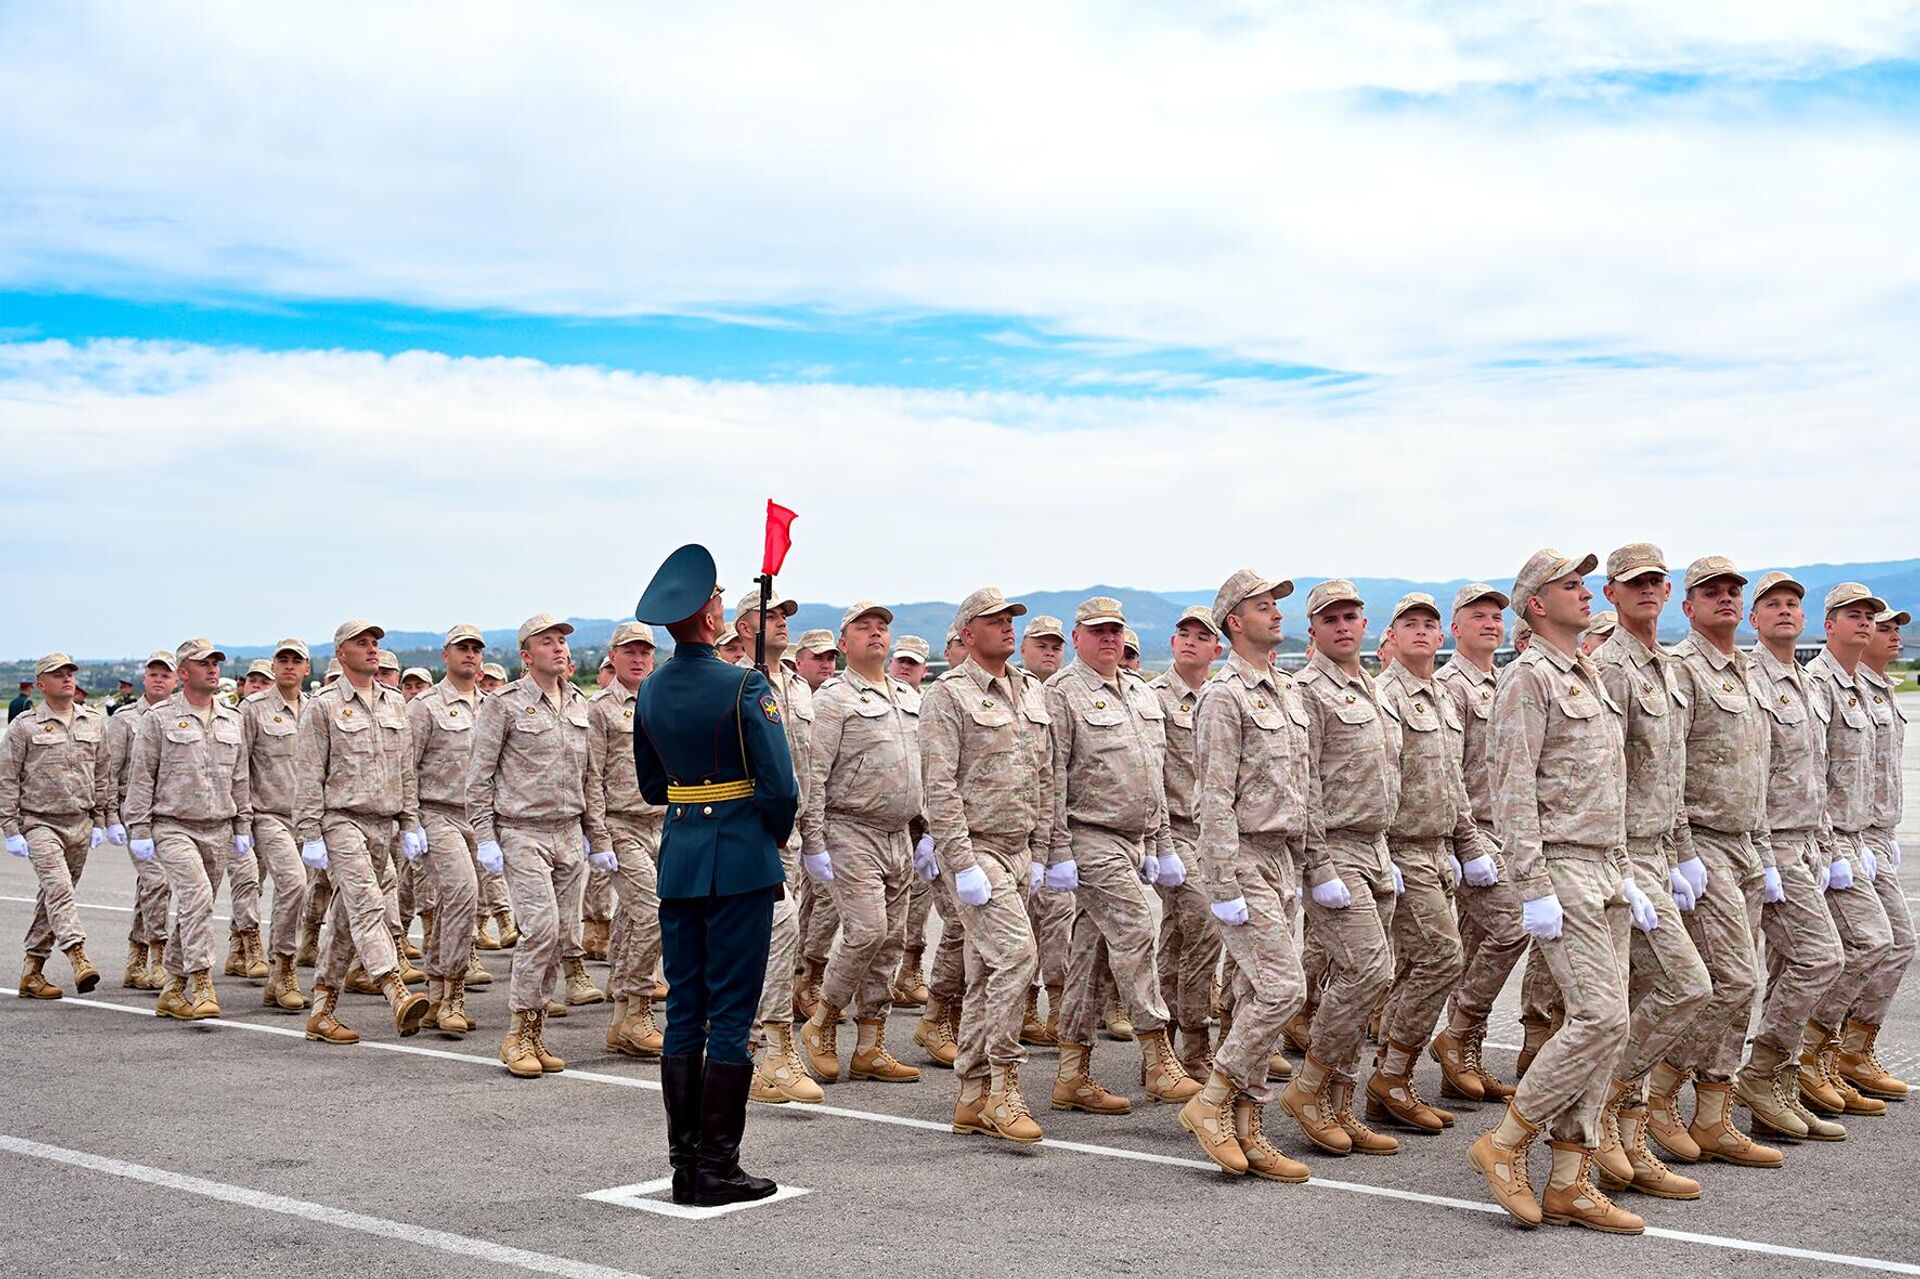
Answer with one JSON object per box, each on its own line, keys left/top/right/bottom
{"left": 702, "top": 806, "right": 713, "bottom": 817}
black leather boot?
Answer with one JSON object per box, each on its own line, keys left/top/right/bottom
{"left": 661, "top": 1050, "right": 705, "bottom": 1204}
{"left": 692, "top": 1057, "right": 777, "bottom": 1207}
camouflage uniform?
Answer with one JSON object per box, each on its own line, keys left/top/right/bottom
{"left": 1022, "top": 667, "right": 1074, "bottom": 997}
{"left": 240, "top": 687, "right": 310, "bottom": 960}
{"left": 108, "top": 694, "right": 171, "bottom": 955}
{"left": 2, "top": 701, "right": 111, "bottom": 960}
{"left": 751, "top": 661, "right": 813, "bottom": 1028}
{"left": 1853, "top": 662, "right": 1913, "bottom": 1023}
{"left": 1151, "top": 668, "right": 1223, "bottom": 1042}
{"left": 407, "top": 678, "right": 484, "bottom": 981}
{"left": 585, "top": 678, "right": 666, "bottom": 1003}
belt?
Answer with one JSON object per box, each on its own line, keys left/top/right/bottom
{"left": 667, "top": 780, "right": 755, "bottom": 804}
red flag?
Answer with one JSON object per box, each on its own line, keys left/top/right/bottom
{"left": 761, "top": 500, "right": 797, "bottom": 576}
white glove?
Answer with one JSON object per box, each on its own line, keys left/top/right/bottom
{"left": 90, "top": 827, "right": 106, "bottom": 849}
{"left": 1826, "top": 857, "right": 1854, "bottom": 892}
{"left": 1762, "top": 866, "right": 1784, "bottom": 903}
{"left": 1155, "top": 852, "right": 1187, "bottom": 888}
{"left": 130, "top": 837, "right": 155, "bottom": 863}
{"left": 1621, "top": 876, "right": 1659, "bottom": 933}
{"left": 1522, "top": 894, "right": 1565, "bottom": 940}
{"left": 232, "top": 833, "right": 255, "bottom": 857}
{"left": 401, "top": 829, "right": 429, "bottom": 861}
{"left": 1138, "top": 852, "right": 1160, "bottom": 885}
{"left": 301, "top": 838, "right": 329, "bottom": 870}
{"left": 1046, "top": 860, "right": 1080, "bottom": 893}
{"left": 1462, "top": 853, "right": 1499, "bottom": 887}
{"left": 1310, "top": 876, "right": 1352, "bottom": 910}
{"left": 1669, "top": 867, "right": 1697, "bottom": 912}
{"left": 588, "top": 848, "right": 618, "bottom": 872}
{"left": 1391, "top": 864, "right": 1405, "bottom": 895}
{"left": 912, "top": 835, "right": 939, "bottom": 882}
{"left": 954, "top": 864, "right": 991, "bottom": 906}
{"left": 476, "top": 839, "right": 503, "bottom": 875}
{"left": 1211, "top": 896, "right": 1249, "bottom": 926}
{"left": 803, "top": 852, "right": 834, "bottom": 883}
{"left": 1890, "top": 839, "right": 1903, "bottom": 870}
{"left": 1677, "top": 855, "right": 1709, "bottom": 899}
{"left": 1028, "top": 862, "right": 1044, "bottom": 896}
{"left": 1448, "top": 855, "right": 1463, "bottom": 888}
{"left": 106, "top": 823, "right": 128, "bottom": 846}
{"left": 1861, "top": 848, "right": 1878, "bottom": 882}
{"left": 581, "top": 833, "right": 593, "bottom": 858}
{"left": 5, "top": 833, "right": 29, "bottom": 857}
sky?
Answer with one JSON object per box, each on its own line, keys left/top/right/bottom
{"left": 3, "top": 2, "right": 1919, "bottom": 657}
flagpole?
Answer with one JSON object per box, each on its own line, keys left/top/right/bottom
{"left": 754, "top": 573, "right": 771, "bottom": 675}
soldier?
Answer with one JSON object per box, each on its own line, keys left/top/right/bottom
{"left": 466, "top": 614, "right": 597, "bottom": 1076}
{"left": 375, "top": 649, "right": 402, "bottom": 689}
{"left": 1368, "top": 593, "right": 1489, "bottom": 1133}
{"left": 1018, "top": 614, "right": 1073, "bottom": 1045}
{"left": 221, "top": 663, "right": 270, "bottom": 983}
{"left": 1042, "top": 597, "right": 1198, "bottom": 1113}
{"left": 2, "top": 653, "right": 110, "bottom": 999}
{"left": 912, "top": 625, "right": 973, "bottom": 1069}
{"left": 1840, "top": 601, "right": 1913, "bottom": 1098}
{"left": 479, "top": 662, "right": 507, "bottom": 695}
{"left": 1588, "top": 547, "right": 1718, "bottom": 1194}
{"left": 1281, "top": 581, "right": 1401, "bottom": 1157}
{"left": 124, "top": 639, "right": 251, "bottom": 1022}
{"left": 1469, "top": 549, "right": 1640, "bottom": 1234}
{"left": 1654, "top": 557, "right": 1782, "bottom": 1168}
{"left": 295, "top": 620, "right": 432, "bottom": 1045}
{"left": 587, "top": 621, "right": 668, "bottom": 1059}
{"left": 1152, "top": 606, "right": 1227, "bottom": 1079}
{"left": 242, "top": 661, "right": 274, "bottom": 697}
{"left": 792, "top": 629, "right": 840, "bottom": 690}
{"left": 108, "top": 650, "right": 177, "bottom": 990}
{"left": 889, "top": 634, "right": 936, "bottom": 1008}
{"left": 632, "top": 545, "right": 798, "bottom": 1207}
{"left": 402, "top": 668, "right": 434, "bottom": 700}
{"left": 239, "top": 638, "right": 314, "bottom": 1011}
{"left": 1742, "top": 572, "right": 1849, "bottom": 1142}
{"left": 1120, "top": 628, "right": 1143, "bottom": 672}
{"left": 921, "top": 586, "right": 1052, "bottom": 1143}
{"left": 404, "top": 625, "right": 490, "bottom": 1037}
{"left": 716, "top": 624, "right": 749, "bottom": 666}
{"left": 1431, "top": 585, "right": 1527, "bottom": 1103}
{"left": 798, "top": 601, "right": 924, "bottom": 1084}
{"left": 1177, "top": 569, "right": 1312, "bottom": 1182}
{"left": 1582, "top": 612, "right": 1618, "bottom": 654}
{"left": 1801, "top": 584, "right": 1898, "bottom": 1112}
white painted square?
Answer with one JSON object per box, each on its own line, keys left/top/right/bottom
{"left": 582, "top": 1178, "right": 811, "bottom": 1220}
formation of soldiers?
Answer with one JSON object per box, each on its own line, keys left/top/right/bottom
{"left": 2, "top": 545, "right": 1911, "bottom": 1235}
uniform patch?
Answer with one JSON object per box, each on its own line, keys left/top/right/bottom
{"left": 760, "top": 694, "right": 782, "bottom": 724}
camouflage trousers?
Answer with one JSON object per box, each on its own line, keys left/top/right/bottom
{"left": 476, "top": 858, "right": 510, "bottom": 916}
{"left": 1756, "top": 831, "right": 1843, "bottom": 1055}
{"left": 397, "top": 848, "right": 432, "bottom": 928}
{"left": 497, "top": 817, "right": 586, "bottom": 1013}
{"left": 1026, "top": 871, "right": 1075, "bottom": 988}
{"left": 1811, "top": 830, "right": 1895, "bottom": 1031}
{"left": 418, "top": 804, "right": 481, "bottom": 981}
{"left": 1158, "top": 821, "right": 1221, "bottom": 1032}
{"left": 584, "top": 860, "right": 614, "bottom": 926}
{"left": 314, "top": 813, "right": 400, "bottom": 990}
{"left": 929, "top": 872, "right": 968, "bottom": 1004}
{"left": 251, "top": 812, "right": 308, "bottom": 959}
{"left": 221, "top": 818, "right": 262, "bottom": 943}
{"left": 755, "top": 837, "right": 803, "bottom": 1026}
{"left": 1302, "top": 829, "right": 1395, "bottom": 1079}
{"left": 1381, "top": 837, "right": 1463, "bottom": 1052}
{"left": 606, "top": 812, "right": 663, "bottom": 1002}
{"left": 903, "top": 874, "right": 933, "bottom": 956}
{"left": 154, "top": 816, "right": 232, "bottom": 978}
{"left": 1675, "top": 826, "right": 1764, "bottom": 1081}
{"left": 800, "top": 870, "right": 841, "bottom": 968}
{"left": 21, "top": 812, "right": 91, "bottom": 957}
{"left": 1058, "top": 825, "right": 1170, "bottom": 1047}
{"left": 1512, "top": 851, "right": 1630, "bottom": 1145}
{"left": 1213, "top": 832, "right": 1307, "bottom": 1104}
{"left": 951, "top": 835, "right": 1038, "bottom": 1080}
{"left": 1851, "top": 830, "right": 1915, "bottom": 1025}
{"left": 818, "top": 816, "right": 912, "bottom": 1019}
{"left": 128, "top": 845, "right": 170, "bottom": 947}
{"left": 1619, "top": 834, "right": 1712, "bottom": 1082}
{"left": 1447, "top": 830, "right": 1528, "bottom": 1027}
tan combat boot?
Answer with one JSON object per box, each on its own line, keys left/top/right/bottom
{"left": 1514, "top": 1013, "right": 1554, "bottom": 1079}
{"left": 652, "top": 975, "right": 669, "bottom": 1001}
{"left": 1178, "top": 1024, "right": 1213, "bottom": 1080}
{"left": 123, "top": 941, "right": 148, "bottom": 990}
{"left": 242, "top": 930, "right": 270, "bottom": 979}
{"left": 1826, "top": 1058, "right": 1888, "bottom": 1117}
{"left": 1041, "top": 983, "right": 1064, "bottom": 1045}
{"left": 1178, "top": 1069, "right": 1248, "bottom": 1174}
{"left": 850, "top": 1017, "right": 920, "bottom": 1083}
{"left": 305, "top": 984, "right": 360, "bottom": 1043}
{"left": 1469, "top": 1101, "right": 1545, "bottom": 1226}
{"left": 1100, "top": 998, "right": 1135, "bottom": 1042}
{"left": 1281, "top": 1008, "right": 1312, "bottom": 1054}
{"left": 760, "top": 1022, "right": 824, "bottom": 1103}
{"left": 1592, "top": 1077, "right": 1636, "bottom": 1184}
{"left": 422, "top": 976, "right": 444, "bottom": 1026}
{"left": 437, "top": 977, "right": 472, "bottom": 1035}
{"left": 1430, "top": 1024, "right": 1486, "bottom": 1102}
{"left": 344, "top": 962, "right": 380, "bottom": 996}
{"left": 525, "top": 1009, "right": 565, "bottom": 1072}
{"left": 1734, "top": 1042, "right": 1810, "bottom": 1141}
{"left": 1464, "top": 1022, "right": 1516, "bottom": 1100}
{"left": 501, "top": 1009, "right": 543, "bottom": 1077}
{"left": 951, "top": 1072, "right": 991, "bottom": 1135}
{"left": 186, "top": 971, "right": 221, "bottom": 1019}
{"left": 394, "top": 938, "right": 427, "bottom": 986}
{"left": 583, "top": 918, "right": 608, "bottom": 962}
{"left": 1838, "top": 1019, "right": 1910, "bottom": 1101}
{"left": 156, "top": 974, "right": 194, "bottom": 1020}
{"left": 419, "top": 909, "right": 435, "bottom": 958}
{"left": 563, "top": 956, "right": 605, "bottom": 1005}
{"left": 494, "top": 910, "right": 520, "bottom": 948}
{"left": 1798, "top": 1021, "right": 1847, "bottom": 1114}
{"left": 610, "top": 997, "right": 662, "bottom": 1057}
{"left": 474, "top": 916, "right": 502, "bottom": 951}
{"left": 802, "top": 1001, "right": 843, "bottom": 1081}
{"left": 1688, "top": 1079, "right": 1783, "bottom": 1167}
{"left": 913, "top": 995, "right": 959, "bottom": 1068}
{"left": 1330, "top": 1076, "right": 1399, "bottom": 1155}
{"left": 294, "top": 919, "right": 321, "bottom": 967}
{"left": 1364, "top": 1039, "right": 1447, "bottom": 1134}
{"left": 1773, "top": 1059, "right": 1844, "bottom": 1140}
{"left": 1268, "top": 1052, "right": 1294, "bottom": 1082}
{"left": 983, "top": 1063, "right": 1044, "bottom": 1143}
{"left": 1140, "top": 1027, "right": 1203, "bottom": 1103}
{"left": 794, "top": 959, "right": 822, "bottom": 1021}
{"left": 1604, "top": 1102, "right": 1701, "bottom": 1200}
{"left": 1279, "top": 1052, "right": 1352, "bottom": 1154}
{"left": 1020, "top": 987, "right": 1055, "bottom": 1046}
{"left": 400, "top": 926, "right": 423, "bottom": 960}
{"left": 381, "top": 971, "right": 430, "bottom": 1038}
{"left": 605, "top": 995, "right": 630, "bottom": 1051}
{"left": 1052, "top": 1043, "right": 1132, "bottom": 1114}
{"left": 546, "top": 999, "right": 568, "bottom": 1018}
{"left": 891, "top": 946, "right": 928, "bottom": 1008}
{"left": 1540, "top": 1140, "right": 1645, "bottom": 1234}
{"left": 464, "top": 945, "right": 494, "bottom": 987}
{"left": 1234, "top": 1093, "right": 1309, "bottom": 1183}
{"left": 224, "top": 935, "right": 247, "bottom": 977}
{"left": 263, "top": 954, "right": 310, "bottom": 1011}
{"left": 60, "top": 942, "right": 99, "bottom": 993}
{"left": 136, "top": 943, "right": 165, "bottom": 991}
{"left": 1644, "top": 1060, "right": 1701, "bottom": 1162}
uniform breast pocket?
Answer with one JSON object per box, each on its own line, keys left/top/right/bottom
{"left": 334, "top": 713, "right": 374, "bottom": 752}
{"left": 511, "top": 714, "right": 554, "bottom": 755}
{"left": 431, "top": 705, "right": 473, "bottom": 736}
{"left": 213, "top": 723, "right": 244, "bottom": 762}
{"left": 164, "top": 725, "right": 204, "bottom": 748}
{"left": 1334, "top": 700, "right": 1377, "bottom": 727}
{"left": 258, "top": 716, "right": 298, "bottom": 755}
{"left": 1707, "top": 687, "right": 1749, "bottom": 717}
{"left": 1634, "top": 684, "right": 1671, "bottom": 719}
{"left": 1762, "top": 696, "right": 1804, "bottom": 727}
{"left": 71, "top": 720, "right": 104, "bottom": 746}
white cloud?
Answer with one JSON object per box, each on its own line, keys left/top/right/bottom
{"left": 2, "top": 338, "right": 1914, "bottom": 656}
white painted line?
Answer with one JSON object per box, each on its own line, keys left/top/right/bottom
{"left": 583, "top": 1178, "right": 811, "bottom": 1219}
{"left": 9, "top": 990, "right": 1919, "bottom": 1272}
{"left": 0, "top": 893, "right": 230, "bottom": 923}
{"left": 0, "top": 1133, "right": 650, "bottom": 1279}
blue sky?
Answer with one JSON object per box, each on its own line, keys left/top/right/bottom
{"left": 2, "top": 3, "right": 1918, "bottom": 656}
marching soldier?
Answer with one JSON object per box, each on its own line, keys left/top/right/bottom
{"left": 1017, "top": 615, "right": 1073, "bottom": 1045}
{"left": 107, "top": 650, "right": 177, "bottom": 990}
{"left": 239, "top": 638, "right": 314, "bottom": 1011}
{"left": 888, "top": 634, "right": 936, "bottom": 1008}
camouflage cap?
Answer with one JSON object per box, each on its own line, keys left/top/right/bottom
{"left": 324, "top": 658, "right": 344, "bottom": 678}
{"left": 1584, "top": 610, "right": 1619, "bottom": 637}
{"left": 144, "top": 648, "right": 178, "bottom": 671}
{"left": 716, "top": 624, "right": 740, "bottom": 647}
{"left": 1876, "top": 606, "right": 1911, "bottom": 627}
{"left": 1451, "top": 582, "right": 1509, "bottom": 613}
{"left": 1025, "top": 615, "right": 1066, "bottom": 640}
{"left": 401, "top": 666, "right": 434, "bottom": 684}
{"left": 1172, "top": 604, "right": 1221, "bottom": 638}
{"left": 333, "top": 619, "right": 384, "bottom": 647}
{"left": 944, "top": 626, "right": 962, "bottom": 649}
{"left": 734, "top": 589, "right": 798, "bottom": 620}
{"left": 376, "top": 649, "right": 401, "bottom": 671}
{"left": 1824, "top": 582, "right": 1887, "bottom": 615}
{"left": 273, "top": 637, "right": 311, "bottom": 660}
{"left": 480, "top": 662, "right": 508, "bottom": 681}
{"left": 891, "top": 635, "right": 931, "bottom": 663}
{"left": 1210, "top": 568, "right": 1293, "bottom": 630}
{"left": 1388, "top": 592, "right": 1441, "bottom": 626}
{"left": 794, "top": 628, "right": 838, "bottom": 655}
{"left": 1750, "top": 570, "right": 1804, "bottom": 602}
{"left": 1512, "top": 548, "right": 1598, "bottom": 609}
{"left": 1512, "top": 617, "right": 1533, "bottom": 645}
{"left": 1306, "top": 579, "right": 1364, "bottom": 618}
{"left": 34, "top": 652, "right": 78, "bottom": 678}
{"left": 1605, "top": 542, "right": 1668, "bottom": 582}
{"left": 1682, "top": 555, "right": 1747, "bottom": 592}
{"left": 516, "top": 613, "right": 574, "bottom": 648}
{"left": 597, "top": 654, "right": 613, "bottom": 670}
{"left": 444, "top": 623, "right": 485, "bottom": 647}
{"left": 246, "top": 659, "right": 275, "bottom": 678}
{"left": 1122, "top": 627, "right": 1141, "bottom": 655}
{"left": 954, "top": 586, "right": 1027, "bottom": 629}
{"left": 175, "top": 637, "right": 227, "bottom": 664}
{"left": 609, "top": 621, "right": 656, "bottom": 648}
{"left": 839, "top": 600, "right": 894, "bottom": 631}
{"left": 1075, "top": 596, "right": 1126, "bottom": 627}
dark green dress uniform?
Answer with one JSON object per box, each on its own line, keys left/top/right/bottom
{"left": 632, "top": 543, "right": 796, "bottom": 1207}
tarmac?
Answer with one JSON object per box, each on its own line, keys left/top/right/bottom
{"left": 4, "top": 694, "right": 1918, "bottom": 1279}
